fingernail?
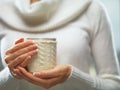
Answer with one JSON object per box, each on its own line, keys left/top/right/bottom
{"left": 33, "top": 72, "right": 36, "bottom": 76}
{"left": 34, "top": 44, "right": 38, "bottom": 49}
{"left": 28, "top": 56, "right": 31, "bottom": 59}
{"left": 35, "top": 44, "right": 38, "bottom": 47}
{"left": 33, "top": 72, "right": 40, "bottom": 76}
{"left": 35, "top": 49, "right": 39, "bottom": 54}
{"left": 13, "top": 69, "right": 17, "bottom": 73}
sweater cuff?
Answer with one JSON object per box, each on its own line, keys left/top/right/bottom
{"left": 0, "top": 67, "right": 18, "bottom": 88}
{"left": 66, "top": 65, "right": 96, "bottom": 89}
{"left": 0, "top": 67, "right": 20, "bottom": 90}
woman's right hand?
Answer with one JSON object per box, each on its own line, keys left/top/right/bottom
{"left": 4, "top": 38, "right": 38, "bottom": 78}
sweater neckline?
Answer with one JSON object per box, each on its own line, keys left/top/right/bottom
{"left": 0, "top": 0, "right": 92, "bottom": 33}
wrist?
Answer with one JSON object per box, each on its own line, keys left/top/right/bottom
{"left": 67, "top": 65, "right": 73, "bottom": 78}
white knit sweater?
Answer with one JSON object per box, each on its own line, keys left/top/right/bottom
{"left": 0, "top": 0, "right": 120, "bottom": 90}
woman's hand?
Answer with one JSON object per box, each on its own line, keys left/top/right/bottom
{"left": 5, "top": 38, "right": 38, "bottom": 78}
{"left": 15, "top": 65, "right": 72, "bottom": 89}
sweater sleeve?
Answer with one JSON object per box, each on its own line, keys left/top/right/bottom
{"left": 0, "top": 29, "right": 19, "bottom": 90}
{"left": 63, "top": 1, "right": 120, "bottom": 90}
{"left": 65, "top": 66, "right": 120, "bottom": 90}
{"left": 0, "top": 67, "right": 20, "bottom": 90}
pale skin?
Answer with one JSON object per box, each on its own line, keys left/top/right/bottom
{"left": 5, "top": 38, "right": 72, "bottom": 89}
{"left": 5, "top": 0, "right": 72, "bottom": 89}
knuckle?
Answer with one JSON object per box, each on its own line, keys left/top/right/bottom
{"left": 8, "top": 64, "right": 13, "bottom": 70}
{"left": 4, "top": 56, "right": 9, "bottom": 63}
{"left": 15, "top": 57, "right": 23, "bottom": 63}
{"left": 5, "top": 50, "right": 11, "bottom": 55}
{"left": 18, "top": 48, "right": 29, "bottom": 55}
{"left": 30, "top": 45, "right": 37, "bottom": 50}
{"left": 14, "top": 52, "right": 20, "bottom": 57}
{"left": 17, "top": 56, "right": 23, "bottom": 60}
{"left": 28, "top": 51, "right": 36, "bottom": 56}
{"left": 24, "top": 47, "right": 32, "bottom": 52}
{"left": 20, "top": 61, "right": 27, "bottom": 67}
{"left": 5, "top": 47, "right": 15, "bottom": 55}
{"left": 5, "top": 51, "right": 9, "bottom": 55}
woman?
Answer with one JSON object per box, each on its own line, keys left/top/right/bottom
{"left": 0, "top": 0, "right": 120, "bottom": 90}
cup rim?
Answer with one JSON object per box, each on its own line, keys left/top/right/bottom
{"left": 26, "top": 38, "right": 56, "bottom": 41}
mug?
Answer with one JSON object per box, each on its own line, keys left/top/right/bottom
{"left": 27, "top": 38, "right": 56, "bottom": 72}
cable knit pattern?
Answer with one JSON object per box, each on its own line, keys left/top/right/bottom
{"left": 27, "top": 39, "right": 56, "bottom": 72}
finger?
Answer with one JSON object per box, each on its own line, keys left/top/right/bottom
{"left": 18, "top": 67, "right": 45, "bottom": 85}
{"left": 20, "top": 56, "right": 31, "bottom": 67}
{"left": 15, "top": 38, "right": 24, "bottom": 44}
{"left": 34, "top": 68, "right": 60, "bottom": 79}
{"left": 6, "top": 41, "right": 34, "bottom": 55}
{"left": 14, "top": 69, "right": 22, "bottom": 79}
{"left": 18, "top": 67, "right": 62, "bottom": 89}
{"left": 34, "top": 72, "right": 59, "bottom": 79}
{"left": 5, "top": 45, "right": 37, "bottom": 64}
{"left": 14, "top": 74, "right": 21, "bottom": 79}
{"left": 8, "top": 50, "right": 37, "bottom": 68}
{"left": 46, "top": 71, "right": 69, "bottom": 87}
{"left": 34, "top": 65, "right": 71, "bottom": 79}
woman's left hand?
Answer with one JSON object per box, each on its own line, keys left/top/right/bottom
{"left": 16, "top": 65, "right": 72, "bottom": 89}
